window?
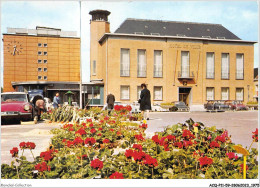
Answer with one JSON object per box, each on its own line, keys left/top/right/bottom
{"left": 137, "top": 49, "right": 146, "bottom": 77}
{"left": 206, "top": 52, "right": 214, "bottom": 79}
{"left": 206, "top": 87, "right": 214, "bottom": 100}
{"left": 120, "top": 86, "right": 130, "bottom": 100}
{"left": 120, "top": 49, "right": 130, "bottom": 76}
{"left": 154, "top": 86, "right": 163, "bottom": 100}
{"left": 44, "top": 76, "right": 47, "bottom": 80}
{"left": 38, "top": 60, "right": 42, "bottom": 63}
{"left": 181, "top": 51, "right": 190, "bottom": 77}
{"left": 38, "top": 68, "right": 42, "bottom": 72}
{"left": 221, "top": 87, "right": 229, "bottom": 100}
{"left": 137, "top": 86, "right": 142, "bottom": 100}
{"left": 43, "top": 43, "right": 48, "bottom": 47}
{"left": 38, "top": 51, "right": 42, "bottom": 55}
{"left": 38, "top": 76, "right": 42, "bottom": 80}
{"left": 236, "top": 88, "right": 244, "bottom": 101}
{"left": 221, "top": 53, "right": 229, "bottom": 79}
{"left": 43, "top": 60, "right": 47, "bottom": 64}
{"left": 92, "top": 60, "right": 96, "bottom": 75}
{"left": 44, "top": 52, "right": 48, "bottom": 56}
{"left": 38, "top": 43, "right": 42, "bottom": 47}
{"left": 154, "top": 50, "right": 163, "bottom": 77}
{"left": 44, "top": 68, "right": 47, "bottom": 72}
{"left": 236, "top": 54, "right": 244, "bottom": 79}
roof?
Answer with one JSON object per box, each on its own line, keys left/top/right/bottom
{"left": 1, "top": 92, "right": 27, "bottom": 95}
{"left": 114, "top": 18, "right": 241, "bottom": 40}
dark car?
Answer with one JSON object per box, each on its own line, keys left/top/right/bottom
{"left": 174, "top": 101, "right": 190, "bottom": 111}
{"left": 213, "top": 102, "right": 230, "bottom": 111}
{"left": 1, "top": 92, "right": 34, "bottom": 122}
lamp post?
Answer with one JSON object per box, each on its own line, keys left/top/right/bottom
{"left": 79, "top": 0, "right": 83, "bottom": 109}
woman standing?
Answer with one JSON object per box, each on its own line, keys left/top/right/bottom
{"left": 138, "top": 83, "right": 151, "bottom": 120}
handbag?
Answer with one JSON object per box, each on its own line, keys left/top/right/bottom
{"left": 138, "top": 99, "right": 141, "bottom": 103}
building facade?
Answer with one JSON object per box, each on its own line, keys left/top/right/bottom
{"left": 89, "top": 10, "right": 256, "bottom": 110}
{"left": 3, "top": 26, "right": 81, "bottom": 103}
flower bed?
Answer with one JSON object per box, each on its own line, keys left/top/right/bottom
{"left": 1, "top": 107, "right": 258, "bottom": 179}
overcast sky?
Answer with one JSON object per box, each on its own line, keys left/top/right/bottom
{"left": 1, "top": 1, "right": 259, "bottom": 85}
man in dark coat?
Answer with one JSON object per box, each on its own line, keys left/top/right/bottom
{"left": 107, "top": 92, "right": 115, "bottom": 114}
{"left": 138, "top": 83, "right": 151, "bottom": 120}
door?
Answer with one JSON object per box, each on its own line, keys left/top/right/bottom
{"left": 178, "top": 88, "right": 191, "bottom": 106}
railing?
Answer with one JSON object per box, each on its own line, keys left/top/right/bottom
{"left": 177, "top": 71, "right": 194, "bottom": 79}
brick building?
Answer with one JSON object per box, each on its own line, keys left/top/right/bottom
{"left": 89, "top": 10, "right": 256, "bottom": 110}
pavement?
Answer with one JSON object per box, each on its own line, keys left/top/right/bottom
{"left": 1, "top": 111, "right": 258, "bottom": 165}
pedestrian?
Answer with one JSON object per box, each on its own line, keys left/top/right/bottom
{"left": 138, "top": 83, "right": 151, "bottom": 120}
{"left": 35, "top": 98, "right": 45, "bottom": 120}
{"left": 53, "top": 92, "right": 61, "bottom": 109}
{"left": 107, "top": 92, "right": 115, "bottom": 115}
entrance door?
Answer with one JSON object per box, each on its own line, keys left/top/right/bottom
{"left": 178, "top": 88, "right": 191, "bottom": 106}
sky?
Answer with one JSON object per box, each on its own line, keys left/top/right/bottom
{"left": 0, "top": 0, "right": 259, "bottom": 85}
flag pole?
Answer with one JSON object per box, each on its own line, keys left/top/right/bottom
{"left": 79, "top": 0, "right": 83, "bottom": 109}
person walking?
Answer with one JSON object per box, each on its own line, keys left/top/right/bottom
{"left": 53, "top": 92, "right": 61, "bottom": 109}
{"left": 107, "top": 92, "right": 115, "bottom": 115}
{"left": 138, "top": 83, "right": 151, "bottom": 120}
{"left": 35, "top": 97, "right": 45, "bottom": 120}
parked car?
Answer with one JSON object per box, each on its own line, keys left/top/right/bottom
{"left": 174, "top": 101, "right": 190, "bottom": 111}
{"left": 228, "top": 101, "right": 249, "bottom": 111}
{"left": 1, "top": 92, "right": 34, "bottom": 122}
{"left": 213, "top": 101, "right": 230, "bottom": 111}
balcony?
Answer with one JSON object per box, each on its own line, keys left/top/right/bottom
{"left": 177, "top": 71, "right": 194, "bottom": 80}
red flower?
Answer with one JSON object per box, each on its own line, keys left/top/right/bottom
{"left": 85, "top": 137, "right": 96, "bottom": 145}
{"left": 86, "top": 119, "right": 92, "bottom": 123}
{"left": 10, "top": 147, "right": 19, "bottom": 157}
{"left": 226, "top": 152, "right": 238, "bottom": 160}
{"left": 73, "top": 137, "right": 84, "bottom": 146}
{"left": 125, "top": 149, "right": 134, "bottom": 159}
{"left": 182, "top": 130, "right": 195, "bottom": 140}
{"left": 135, "top": 134, "right": 145, "bottom": 141}
{"left": 90, "top": 159, "right": 103, "bottom": 170}
{"left": 78, "top": 154, "right": 88, "bottom": 160}
{"left": 35, "top": 161, "right": 50, "bottom": 172}
{"left": 125, "top": 105, "right": 132, "bottom": 112}
{"left": 207, "top": 135, "right": 212, "bottom": 140}
{"left": 152, "top": 135, "right": 160, "bottom": 144}
{"left": 98, "top": 127, "right": 103, "bottom": 131}
{"left": 239, "top": 164, "right": 249, "bottom": 173}
{"left": 68, "top": 127, "right": 74, "bottom": 132}
{"left": 114, "top": 105, "right": 123, "bottom": 111}
{"left": 183, "top": 140, "right": 193, "bottom": 148}
{"left": 19, "top": 142, "right": 26, "bottom": 149}
{"left": 215, "top": 135, "right": 226, "bottom": 143}
{"left": 89, "top": 123, "right": 94, "bottom": 127}
{"left": 199, "top": 156, "right": 213, "bottom": 167}
{"left": 166, "top": 135, "right": 176, "bottom": 142}
{"left": 193, "top": 123, "right": 199, "bottom": 127}
{"left": 143, "top": 154, "right": 158, "bottom": 167}
{"left": 133, "top": 144, "right": 142, "bottom": 151}
{"left": 132, "top": 150, "right": 146, "bottom": 161}
{"left": 139, "top": 123, "right": 148, "bottom": 129}
{"left": 109, "top": 172, "right": 124, "bottom": 179}
{"left": 90, "top": 128, "right": 96, "bottom": 134}
{"left": 109, "top": 129, "right": 114, "bottom": 132}
{"left": 75, "top": 128, "right": 86, "bottom": 136}
{"left": 116, "top": 131, "right": 122, "bottom": 136}
{"left": 104, "top": 116, "right": 109, "bottom": 121}
{"left": 97, "top": 133, "right": 102, "bottom": 136}
{"left": 40, "top": 150, "right": 54, "bottom": 161}
{"left": 103, "top": 139, "right": 110, "bottom": 144}
{"left": 62, "top": 139, "right": 67, "bottom": 143}
{"left": 209, "top": 141, "right": 220, "bottom": 148}
{"left": 66, "top": 140, "right": 74, "bottom": 148}
{"left": 252, "top": 128, "right": 258, "bottom": 142}
{"left": 174, "top": 142, "right": 183, "bottom": 149}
